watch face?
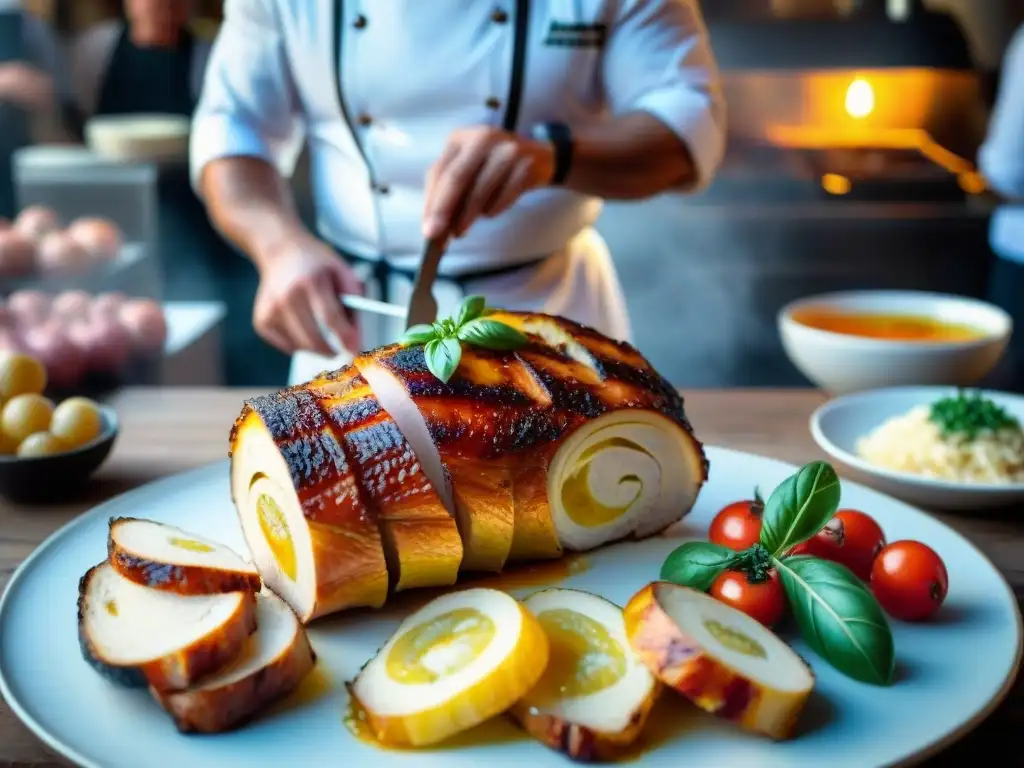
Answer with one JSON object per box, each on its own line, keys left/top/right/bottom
{"left": 531, "top": 123, "right": 553, "bottom": 142}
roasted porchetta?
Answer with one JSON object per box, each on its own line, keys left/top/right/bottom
{"left": 230, "top": 311, "right": 708, "bottom": 623}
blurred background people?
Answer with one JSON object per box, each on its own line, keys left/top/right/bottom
{"left": 70, "top": 0, "right": 275, "bottom": 384}
{"left": 979, "top": 22, "right": 1024, "bottom": 390}
{"left": 0, "top": 0, "right": 76, "bottom": 220}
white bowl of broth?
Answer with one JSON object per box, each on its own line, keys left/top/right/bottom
{"left": 778, "top": 290, "right": 1011, "bottom": 394}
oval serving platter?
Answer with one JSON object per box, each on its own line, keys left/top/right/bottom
{"left": 0, "top": 447, "right": 1020, "bottom": 768}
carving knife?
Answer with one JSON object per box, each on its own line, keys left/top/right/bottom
{"left": 405, "top": 193, "right": 468, "bottom": 329}
{"left": 404, "top": 234, "right": 446, "bottom": 329}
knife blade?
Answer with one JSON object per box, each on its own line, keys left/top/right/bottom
{"left": 407, "top": 190, "right": 472, "bottom": 329}
{"left": 339, "top": 293, "right": 407, "bottom": 319}
{"left": 405, "top": 235, "right": 446, "bottom": 329}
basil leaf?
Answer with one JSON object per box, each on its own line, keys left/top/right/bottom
{"left": 400, "top": 324, "right": 437, "bottom": 346}
{"left": 453, "top": 295, "right": 487, "bottom": 327}
{"left": 776, "top": 555, "right": 895, "bottom": 686}
{"left": 457, "top": 318, "right": 528, "bottom": 350}
{"left": 423, "top": 337, "right": 462, "bottom": 383}
{"left": 660, "top": 541, "right": 740, "bottom": 592}
{"left": 759, "top": 461, "right": 841, "bottom": 557}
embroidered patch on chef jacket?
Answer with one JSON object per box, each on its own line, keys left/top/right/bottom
{"left": 543, "top": 21, "right": 607, "bottom": 48}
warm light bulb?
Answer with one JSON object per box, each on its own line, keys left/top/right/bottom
{"left": 845, "top": 78, "right": 875, "bottom": 119}
{"left": 822, "top": 173, "right": 852, "bottom": 195}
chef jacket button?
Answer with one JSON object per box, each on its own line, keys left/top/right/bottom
{"left": 491, "top": 8, "right": 508, "bottom": 23}
{"left": 353, "top": 14, "right": 367, "bottom": 29}
{"left": 357, "top": 113, "right": 373, "bottom": 126}
{"left": 485, "top": 96, "right": 502, "bottom": 110}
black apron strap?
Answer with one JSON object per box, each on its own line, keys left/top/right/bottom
{"left": 334, "top": 247, "right": 552, "bottom": 304}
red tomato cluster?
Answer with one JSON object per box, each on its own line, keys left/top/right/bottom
{"left": 708, "top": 496, "right": 949, "bottom": 623}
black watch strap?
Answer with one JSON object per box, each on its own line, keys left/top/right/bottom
{"left": 540, "top": 122, "right": 573, "bottom": 186}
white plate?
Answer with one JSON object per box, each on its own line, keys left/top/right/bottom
{"left": 1, "top": 447, "right": 1020, "bottom": 768}
{"left": 811, "top": 386, "right": 1024, "bottom": 510}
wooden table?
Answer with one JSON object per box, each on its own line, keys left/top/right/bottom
{"left": 0, "top": 388, "right": 1020, "bottom": 767}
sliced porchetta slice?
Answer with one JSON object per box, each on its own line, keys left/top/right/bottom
{"left": 486, "top": 311, "right": 708, "bottom": 551}
{"left": 308, "top": 367, "right": 464, "bottom": 591}
{"left": 152, "top": 589, "right": 316, "bottom": 733}
{"left": 229, "top": 388, "right": 389, "bottom": 622}
{"left": 77, "top": 562, "right": 257, "bottom": 691}
{"left": 509, "top": 589, "right": 660, "bottom": 761}
{"left": 355, "top": 345, "right": 547, "bottom": 572}
{"left": 624, "top": 582, "right": 814, "bottom": 740}
{"left": 107, "top": 517, "right": 261, "bottom": 595}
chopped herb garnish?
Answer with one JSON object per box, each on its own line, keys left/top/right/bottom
{"left": 929, "top": 390, "right": 1020, "bottom": 440}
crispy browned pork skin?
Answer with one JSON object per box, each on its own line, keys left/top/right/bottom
{"left": 229, "top": 388, "right": 389, "bottom": 622}
{"left": 77, "top": 563, "right": 257, "bottom": 691}
{"left": 308, "top": 367, "right": 464, "bottom": 591}
{"left": 231, "top": 310, "right": 707, "bottom": 620}
{"left": 355, "top": 310, "right": 707, "bottom": 568}
{"left": 152, "top": 591, "right": 316, "bottom": 734}
{"left": 107, "top": 517, "right": 262, "bottom": 596}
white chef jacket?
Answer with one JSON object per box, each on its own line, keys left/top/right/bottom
{"left": 979, "top": 24, "right": 1024, "bottom": 264}
{"left": 189, "top": 0, "right": 726, "bottom": 385}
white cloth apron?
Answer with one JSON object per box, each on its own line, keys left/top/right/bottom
{"left": 287, "top": 226, "right": 630, "bottom": 386}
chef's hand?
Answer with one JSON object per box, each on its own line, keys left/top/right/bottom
{"left": 0, "top": 63, "right": 54, "bottom": 112}
{"left": 253, "top": 233, "right": 363, "bottom": 356}
{"left": 423, "top": 127, "right": 555, "bottom": 240}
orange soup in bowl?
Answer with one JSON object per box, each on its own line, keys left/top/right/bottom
{"left": 790, "top": 308, "right": 986, "bottom": 343}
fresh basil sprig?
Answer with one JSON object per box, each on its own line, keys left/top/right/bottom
{"left": 775, "top": 555, "right": 896, "bottom": 686}
{"left": 759, "top": 461, "right": 841, "bottom": 557}
{"left": 400, "top": 294, "right": 528, "bottom": 383}
{"left": 660, "top": 541, "right": 740, "bottom": 591}
{"left": 422, "top": 337, "right": 462, "bottom": 385}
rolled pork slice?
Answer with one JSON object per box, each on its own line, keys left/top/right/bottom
{"left": 152, "top": 589, "right": 316, "bottom": 733}
{"left": 490, "top": 312, "right": 708, "bottom": 546}
{"left": 358, "top": 311, "right": 707, "bottom": 561}
{"left": 107, "top": 517, "right": 261, "bottom": 595}
{"left": 78, "top": 563, "right": 257, "bottom": 691}
{"left": 356, "top": 345, "right": 547, "bottom": 572}
{"left": 229, "top": 389, "right": 389, "bottom": 623}
{"left": 309, "top": 367, "right": 464, "bottom": 591}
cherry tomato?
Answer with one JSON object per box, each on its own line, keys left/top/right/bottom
{"left": 789, "top": 509, "right": 885, "bottom": 581}
{"left": 870, "top": 540, "right": 948, "bottom": 621}
{"left": 708, "top": 492, "right": 763, "bottom": 551}
{"left": 709, "top": 570, "right": 786, "bottom": 627}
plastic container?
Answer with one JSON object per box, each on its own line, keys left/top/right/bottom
{"left": 0, "top": 243, "right": 162, "bottom": 301}
{"left": 12, "top": 146, "right": 157, "bottom": 248}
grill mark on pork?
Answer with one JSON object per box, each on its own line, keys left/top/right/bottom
{"left": 377, "top": 344, "right": 537, "bottom": 405}
{"left": 315, "top": 387, "right": 464, "bottom": 589}
{"left": 243, "top": 389, "right": 379, "bottom": 528}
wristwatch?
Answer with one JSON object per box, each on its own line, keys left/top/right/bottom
{"left": 532, "top": 122, "right": 574, "bottom": 186}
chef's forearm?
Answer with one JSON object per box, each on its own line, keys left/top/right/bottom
{"left": 199, "top": 157, "right": 307, "bottom": 270}
{"left": 561, "top": 112, "right": 697, "bottom": 199}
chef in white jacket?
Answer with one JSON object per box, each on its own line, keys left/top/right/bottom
{"left": 190, "top": 0, "right": 727, "bottom": 386}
